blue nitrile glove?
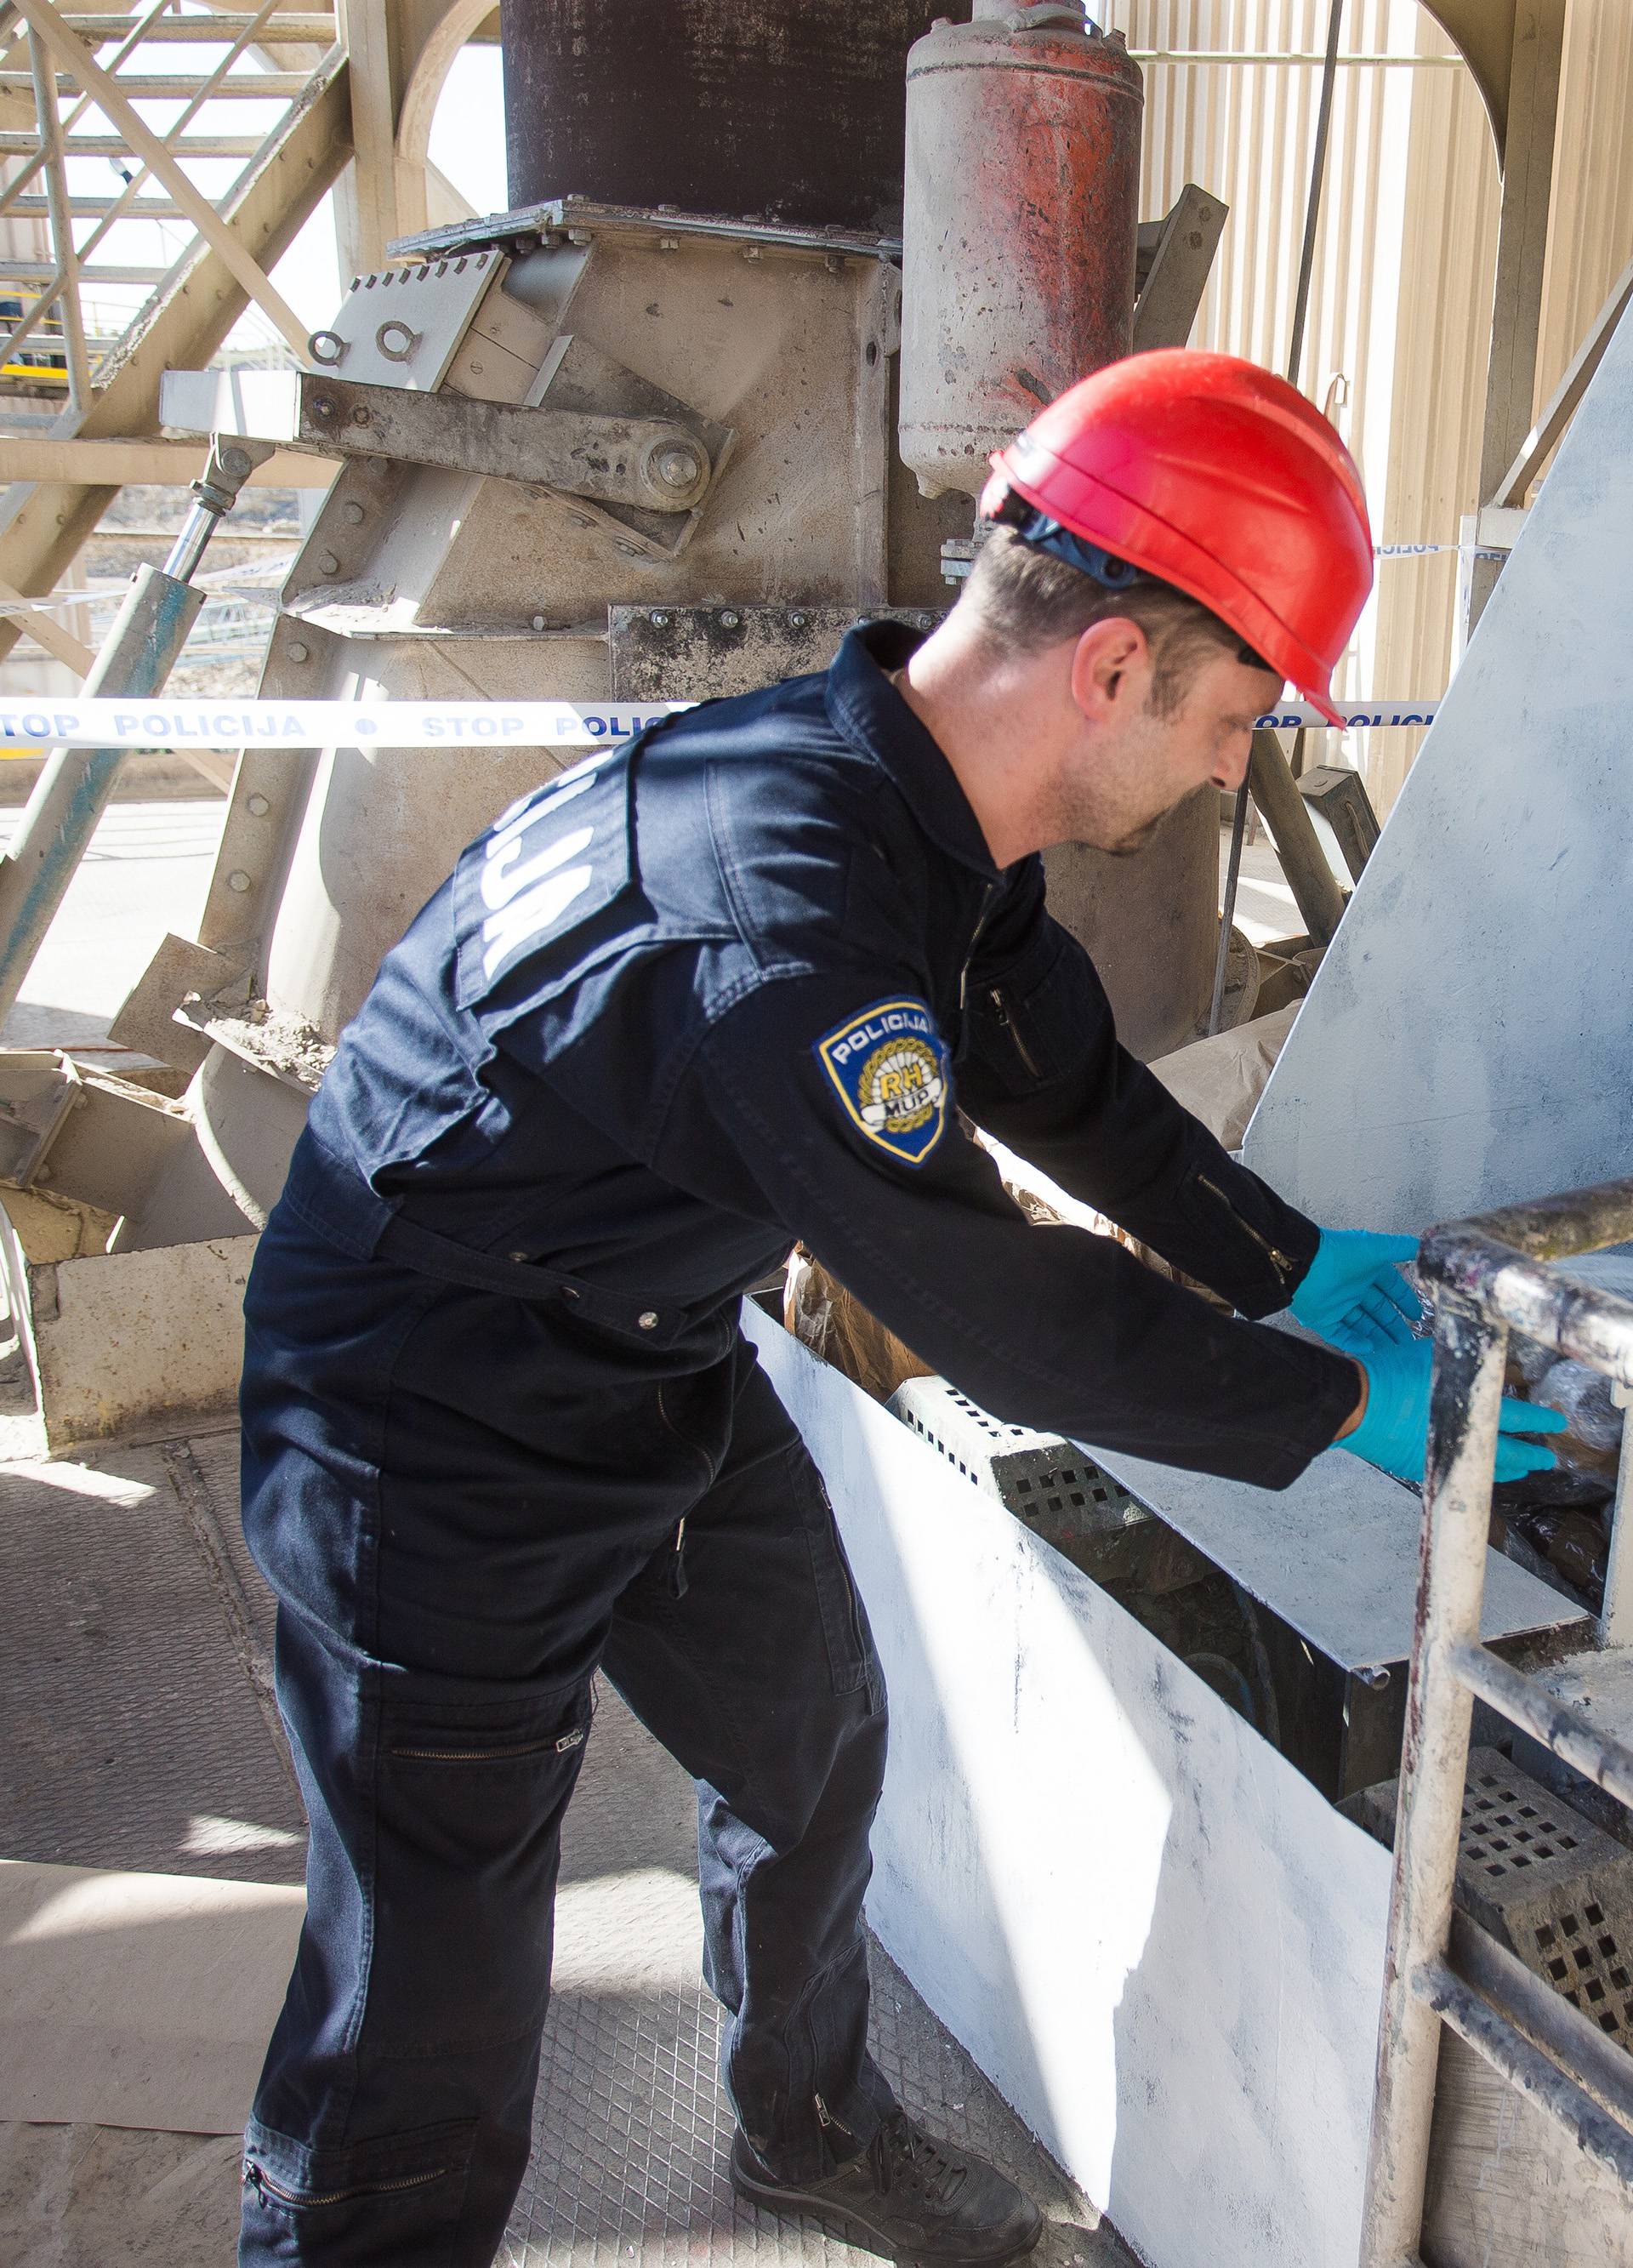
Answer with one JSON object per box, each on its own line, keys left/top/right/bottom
{"left": 1293, "top": 1226, "right": 1424, "bottom": 1348}
{"left": 1337, "top": 1312, "right": 1566, "bottom": 1485}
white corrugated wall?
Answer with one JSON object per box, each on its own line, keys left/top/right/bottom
{"left": 1102, "top": 1, "right": 1633, "bottom": 813}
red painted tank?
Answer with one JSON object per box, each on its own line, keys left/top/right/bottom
{"left": 900, "top": 6, "right": 1144, "bottom": 497}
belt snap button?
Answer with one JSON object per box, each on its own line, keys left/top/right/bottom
{"left": 638, "top": 1310, "right": 659, "bottom": 1331}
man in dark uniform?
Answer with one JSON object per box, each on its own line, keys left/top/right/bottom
{"left": 236, "top": 354, "right": 1558, "bottom": 2267}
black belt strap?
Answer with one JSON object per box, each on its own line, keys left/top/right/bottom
{"left": 373, "top": 1213, "right": 674, "bottom": 1338}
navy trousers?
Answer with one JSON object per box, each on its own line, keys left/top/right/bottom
{"left": 236, "top": 1191, "right": 893, "bottom": 2266}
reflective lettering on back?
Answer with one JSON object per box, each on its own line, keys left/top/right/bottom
{"left": 452, "top": 751, "right": 634, "bottom": 1008}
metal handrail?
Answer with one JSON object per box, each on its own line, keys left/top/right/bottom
{"left": 1359, "top": 1176, "right": 1633, "bottom": 2267}
{"left": 0, "top": 0, "right": 329, "bottom": 396}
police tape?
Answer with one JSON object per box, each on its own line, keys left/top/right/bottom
{"left": 0, "top": 693, "right": 1445, "bottom": 751}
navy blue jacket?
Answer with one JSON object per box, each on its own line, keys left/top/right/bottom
{"left": 300, "top": 621, "right": 1357, "bottom": 1485}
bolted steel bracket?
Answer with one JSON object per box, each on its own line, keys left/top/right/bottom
{"left": 161, "top": 366, "right": 725, "bottom": 516}
{"left": 191, "top": 431, "right": 278, "bottom": 521}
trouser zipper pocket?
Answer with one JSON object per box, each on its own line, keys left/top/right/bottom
{"left": 389, "top": 1729, "right": 584, "bottom": 1761}
{"left": 245, "top": 2158, "right": 450, "bottom": 2210}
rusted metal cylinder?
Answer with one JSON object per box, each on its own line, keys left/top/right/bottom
{"left": 900, "top": 9, "right": 1143, "bottom": 498}
{"left": 502, "top": 0, "right": 945, "bottom": 232}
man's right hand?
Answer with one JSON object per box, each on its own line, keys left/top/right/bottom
{"left": 1333, "top": 1313, "right": 1565, "bottom": 1484}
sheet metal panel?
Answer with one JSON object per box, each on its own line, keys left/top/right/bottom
{"left": 1242, "top": 299, "right": 1633, "bottom": 1234}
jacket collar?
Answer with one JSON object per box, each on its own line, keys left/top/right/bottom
{"left": 825, "top": 620, "right": 999, "bottom": 879}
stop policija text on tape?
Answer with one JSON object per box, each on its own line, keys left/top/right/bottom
{"left": 0, "top": 695, "right": 1444, "bottom": 752}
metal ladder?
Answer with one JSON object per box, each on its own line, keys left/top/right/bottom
{"left": 0, "top": 0, "right": 336, "bottom": 409}
{"left": 1360, "top": 1177, "right": 1633, "bottom": 2264}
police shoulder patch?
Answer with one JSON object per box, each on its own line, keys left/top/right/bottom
{"left": 814, "top": 996, "right": 951, "bottom": 1168}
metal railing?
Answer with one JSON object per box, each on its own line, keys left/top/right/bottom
{"left": 0, "top": 0, "right": 334, "bottom": 407}
{"left": 1360, "top": 1177, "right": 1633, "bottom": 2265}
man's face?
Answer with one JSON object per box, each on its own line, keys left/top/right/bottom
{"left": 1055, "top": 629, "right": 1283, "bottom": 858}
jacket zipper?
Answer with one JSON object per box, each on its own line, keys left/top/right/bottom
{"left": 669, "top": 1516, "right": 690, "bottom": 1599}
{"left": 1197, "top": 1173, "right": 1297, "bottom": 1281}
{"left": 958, "top": 884, "right": 998, "bottom": 1020}
{"left": 987, "top": 986, "right": 1042, "bottom": 1080}
{"left": 390, "top": 1729, "right": 584, "bottom": 1762}
{"left": 245, "top": 2159, "right": 450, "bottom": 2209}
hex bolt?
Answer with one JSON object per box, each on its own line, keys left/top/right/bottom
{"left": 343, "top": 501, "right": 366, "bottom": 525}
{"left": 531, "top": 615, "right": 547, "bottom": 631}
{"left": 789, "top": 612, "right": 808, "bottom": 630}
{"left": 227, "top": 870, "right": 253, "bottom": 893}
{"left": 349, "top": 404, "right": 371, "bottom": 425}
{"left": 719, "top": 611, "right": 741, "bottom": 630}
{"left": 655, "top": 445, "right": 702, "bottom": 491}
{"left": 614, "top": 541, "right": 641, "bottom": 557}
{"left": 247, "top": 794, "right": 270, "bottom": 818}
{"left": 649, "top": 611, "right": 670, "bottom": 629}
{"left": 287, "top": 641, "right": 310, "bottom": 662}
{"left": 320, "top": 552, "right": 341, "bottom": 575}
{"left": 311, "top": 396, "right": 336, "bottom": 421}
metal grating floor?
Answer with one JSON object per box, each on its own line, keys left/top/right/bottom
{"left": 1, "top": 1417, "right": 1133, "bottom": 2268}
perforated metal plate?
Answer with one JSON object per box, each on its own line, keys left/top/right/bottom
{"left": 1361, "top": 1747, "right": 1633, "bottom": 2048}
{"left": 1459, "top": 1751, "right": 1633, "bottom": 2046}
{"left": 888, "top": 1376, "right": 1149, "bottom": 1581}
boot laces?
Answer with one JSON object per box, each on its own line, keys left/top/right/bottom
{"left": 873, "top": 2114, "right": 967, "bottom": 2208}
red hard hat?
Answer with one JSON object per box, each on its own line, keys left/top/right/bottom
{"left": 978, "top": 350, "right": 1373, "bottom": 727}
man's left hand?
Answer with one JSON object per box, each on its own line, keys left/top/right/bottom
{"left": 1292, "top": 1226, "right": 1424, "bottom": 1348}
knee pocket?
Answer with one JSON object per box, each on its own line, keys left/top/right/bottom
{"left": 242, "top": 2117, "right": 475, "bottom": 2251}
{"left": 364, "top": 1682, "right": 593, "bottom": 2055}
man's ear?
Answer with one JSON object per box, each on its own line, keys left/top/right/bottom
{"left": 1069, "top": 617, "right": 1151, "bottom": 721}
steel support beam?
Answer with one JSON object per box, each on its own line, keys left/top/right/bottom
{"left": 1467, "top": 1, "right": 1567, "bottom": 631}
{"left": 333, "top": 0, "right": 401, "bottom": 276}
{"left": 158, "top": 368, "right": 718, "bottom": 510}
{"left": 1493, "top": 248, "right": 1633, "bottom": 507}
{"left": 0, "top": 441, "right": 334, "bottom": 488}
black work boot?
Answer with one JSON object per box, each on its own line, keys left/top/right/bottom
{"left": 731, "top": 2110, "right": 1044, "bottom": 2265}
